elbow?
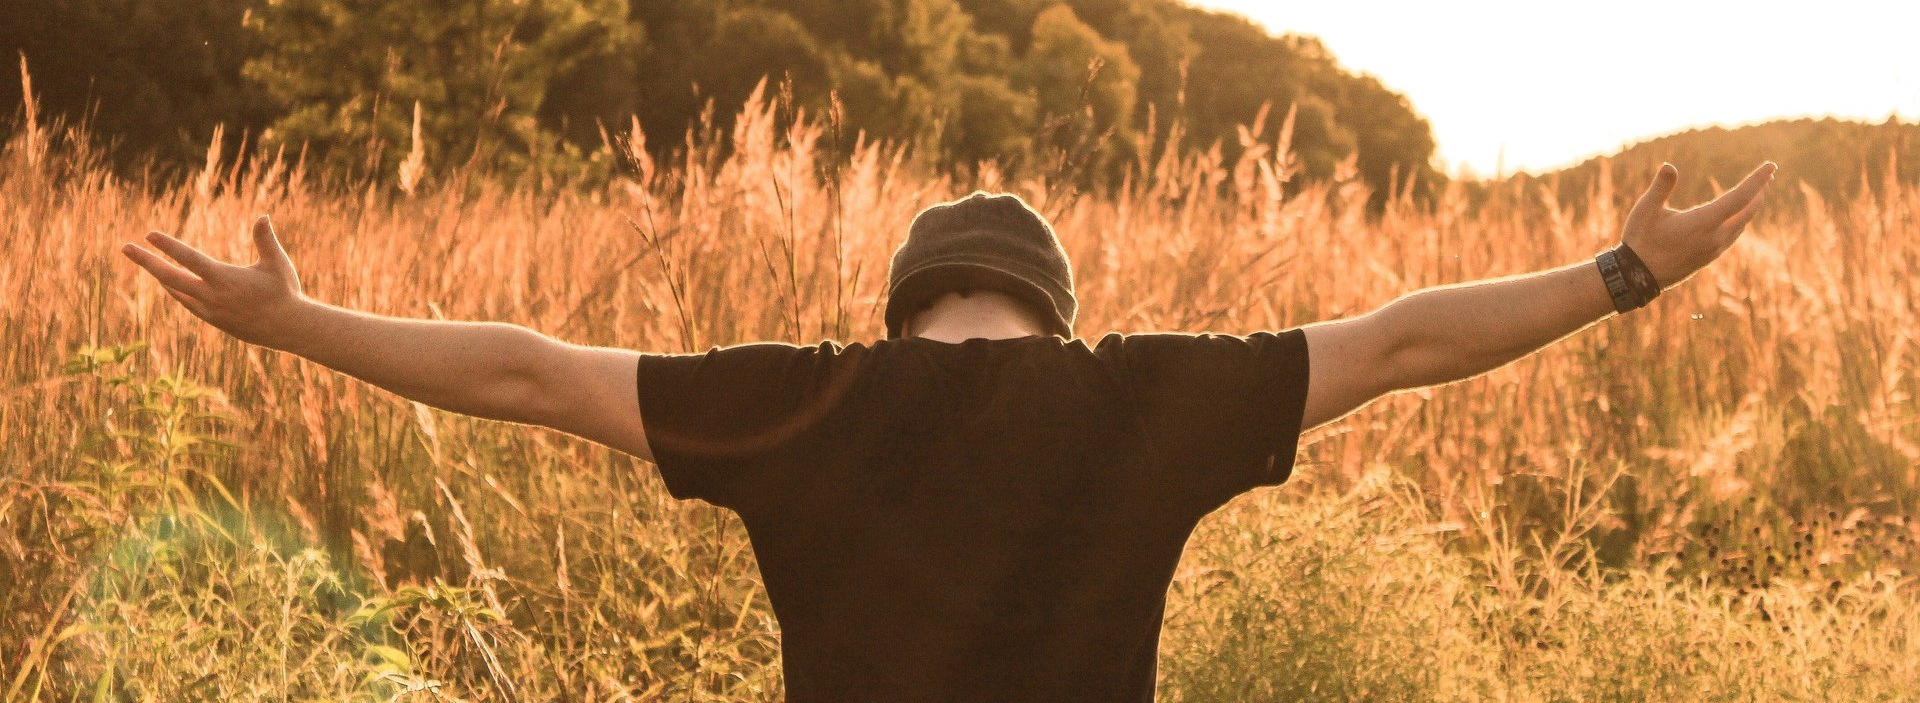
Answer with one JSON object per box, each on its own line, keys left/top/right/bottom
{"left": 1383, "top": 341, "right": 1452, "bottom": 392}
{"left": 1370, "top": 297, "right": 1434, "bottom": 392}
{"left": 490, "top": 375, "right": 549, "bottom": 427}
{"left": 1374, "top": 292, "right": 1485, "bottom": 392}
{"left": 481, "top": 325, "right": 557, "bottom": 426}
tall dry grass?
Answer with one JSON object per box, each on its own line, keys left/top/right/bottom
{"left": 3, "top": 79, "right": 1916, "bottom": 700}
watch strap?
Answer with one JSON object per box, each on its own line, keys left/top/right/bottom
{"left": 1595, "top": 244, "right": 1661, "bottom": 313}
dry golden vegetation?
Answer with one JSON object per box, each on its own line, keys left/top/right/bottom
{"left": 3, "top": 83, "right": 1918, "bottom": 700}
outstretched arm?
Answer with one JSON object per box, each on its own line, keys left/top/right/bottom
{"left": 1299, "top": 161, "right": 1776, "bottom": 431}
{"left": 121, "top": 216, "right": 654, "bottom": 461}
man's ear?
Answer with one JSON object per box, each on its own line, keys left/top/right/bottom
{"left": 902, "top": 305, "right": 928, "bottom": 337}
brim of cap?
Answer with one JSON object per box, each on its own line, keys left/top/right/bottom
{"left": 884, "top": 261, "right": 1070, "bottom": 339}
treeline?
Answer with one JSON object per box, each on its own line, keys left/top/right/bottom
{"left": 0, "top": 0, "right": 1438, "bottom": 198}
{"left": 1515, "top": 117, "right": 1920, "bottom": 211}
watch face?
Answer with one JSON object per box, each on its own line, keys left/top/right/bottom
{"left": 1597, "top": 251, "right": 1635, "bottom": 313}
{"left": 1626, "top": 267, "right": 1658, "bottom": 298}
{"left": 1613, "top": 245, "right": 1661, "bottom": 306}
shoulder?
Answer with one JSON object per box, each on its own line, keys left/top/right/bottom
{"left": 704, "top": 338, "right": 871, "bottom": 356}
{"left": 1088, "top": 329, "right": 1307, "bottom": 361}
{"left": 647, "top": 337, "right": 873, "bottom": 365}
{"left": 635, "top": 339, "right": 880, "bottom": 409}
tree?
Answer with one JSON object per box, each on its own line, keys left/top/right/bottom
{"left": 698, "top": 7, "right": 836, "bottom": 117}
{"left": 944, "top": 73, "right": 1038, "bottom": 165}
{"left": 244, "top": 0, "right": 630, "bottom": 181}
{"left": 1023, "top": 5, "right": 1140, "bottom": 172}
{"left": 0, "top": 0, "right": 272, "bottom": 168}
{"left": 1, "top": 0, "right": 1448, "bottom": 200}
{"left": 538, "top": 0, "right": 644, "bottom": 149}
{"left": 1171, "top": 7, "right": 1438, "bottom": 203}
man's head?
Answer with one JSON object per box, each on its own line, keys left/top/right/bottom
{"left": 883, "top": 192, "right": 1077, "bottom": 339}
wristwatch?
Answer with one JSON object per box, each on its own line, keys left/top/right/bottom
{"left": 1595, "top": 243, "right": 1662, "bottom": 313}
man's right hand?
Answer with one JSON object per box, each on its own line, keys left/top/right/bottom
{"left": 121, "top": 214, "right": 656, "bottom": 462}
{"left": 121, "top": 215, "right": 309, "bottom": 350}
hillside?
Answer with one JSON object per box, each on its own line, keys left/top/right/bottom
{"left": 1515, "top": 117, "right": 1920, "bottom": 209}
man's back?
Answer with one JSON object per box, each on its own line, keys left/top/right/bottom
{"left": 636, "top": 331, "right": 1311, "bottom": 701}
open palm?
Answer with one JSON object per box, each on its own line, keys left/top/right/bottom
{"left": 121, "top": 215, "right": 306, "bottom": 347}
{"left": 1621, "top": 161, "right": 1776, "bottom": 288}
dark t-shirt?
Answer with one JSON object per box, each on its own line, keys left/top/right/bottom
{"left": 635, "top": 330, "right": 1311, "bottom": 702}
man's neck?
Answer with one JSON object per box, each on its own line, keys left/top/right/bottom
{"left": 908, "top": 291, "right": 1051, "bottom": 343}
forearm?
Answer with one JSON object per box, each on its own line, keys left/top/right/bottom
{"left": 1298, "top": 162, "right": 1772, "bottom": 429}
{"left": 266, "top": 298, "right": 551, "bottom": 422}
{"left": 1377, "top": 259, "right": 1616, "bottom": 390}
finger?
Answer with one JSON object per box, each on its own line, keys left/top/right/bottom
{"left": 251, "top": 215, "right": 296, "bottom": 275}
{"left": 1717, "top": 189, "right": 1767, "bottom": 238}
{"left": 144, "top": 231, "right": 230, "bottom": 281}
{"left": 1694, "top": 161, "right": 1777, "bottom": 221}
{"left": 122, "top": 242, "right": 212, "bottom": 298}
{"left": 161, "top": 284, "right": 213, "bottom": 319}
{"left": 1637, "top": 163, "right": 1679, "bottom": 212}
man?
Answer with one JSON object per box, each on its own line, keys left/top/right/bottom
{"left": 122, "top": 161, "right": 1774, "bottom": 701}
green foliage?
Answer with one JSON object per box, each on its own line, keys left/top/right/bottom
{"left": 0, "top": 0, "right": 272, "bottom": 167}
{"left": 49, "top": 0, "right": 1920, "bottom": 205}
{"left": 1170, "top": 8, "right": 1437, "bottom": 199}
{"left": 945, "top": 73, "right": 1038, "bottom": 164}
{"left": 1162, "top": 478, "right": 1920, "bottom": 703}
{"left": 15, "top": 343, "right": 398, "bottom": 698}
{"left": 19, "top": 344, "right": 521, "bottom": 699}
{"left": 649, "top": 0, "right": 1443, "bottom": 194}
{"left": 244, "top": 0, "right": 631, "bottom": 182}
{"left": 1161, "top": 482, "right": 1500, "bottom": 701}
{"left": 1024, "top": 5, "right": 1141, "bottom": 167}
{"left": 67, "top": 512, "right": 403, "bottom": 700}
{"left": 2, "top": 0, "right": 1443, "bottom": 196}
{"left": 59, "top": 341, "right": 240, "bottom": 533}
{"left": 702, "top": 7, "right": 835, "bottom": 115}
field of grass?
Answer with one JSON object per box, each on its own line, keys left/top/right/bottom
{"left": 3, "top": 86, "right": 1917, "bottom": 701}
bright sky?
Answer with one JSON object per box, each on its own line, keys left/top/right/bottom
{"left": 1184, "top": 0, "right": 1920, "bottom": 176}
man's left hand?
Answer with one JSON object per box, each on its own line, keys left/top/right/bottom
{"left": 1621, "top": 161, "right": 1777, "bottom": 288}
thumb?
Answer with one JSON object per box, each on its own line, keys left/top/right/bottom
{"left": 252, "top": 215, "right": 296, "bottom": 276}
{"left": 1636, "top": 163, "right": 1678, "bottom": 212}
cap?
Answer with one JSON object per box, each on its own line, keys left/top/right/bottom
{"left": 883, "top": 192, "right": 1076, "bottom": 338}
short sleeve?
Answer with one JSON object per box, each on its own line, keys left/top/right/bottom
{"left": 635, "top": 340, "right": 868, "bottom": 511}
{"left": 1102, "top": 329, "right": 1311, "bottom": 510}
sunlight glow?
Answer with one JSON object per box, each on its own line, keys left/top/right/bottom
{"left": 1184, "top": 0, "right": 1920, "bottom": 176}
